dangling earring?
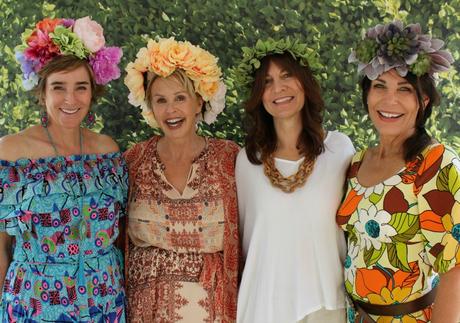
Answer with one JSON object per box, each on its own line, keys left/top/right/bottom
{"left": 40, "top": 110, "right": 49, "bottom": 128}
{"left": 84, "top": 110, "right": 96, "bottom": 128}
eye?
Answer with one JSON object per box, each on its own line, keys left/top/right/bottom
{"left": 52, "top": 86, "right": 64, "bottom": 91}
{"left": 264, "top": 77, "right": 273, "bottom": 86}
{"left": 281, "top": 71, "right": 292, "bottom": 79}
{"left": 398, "top": 86, "right": 413, "bottom": 92}
{"left": 155, "top": 97, "right": 167, "bottom": 104}
{"left": 76, "top": 86, "right": 89, "bottom": 91}
{"left": 372, "top": 83, "right": 385, "bottom": 89}
{"left": 175, "top": 94, "right": 187, "bottom": 102}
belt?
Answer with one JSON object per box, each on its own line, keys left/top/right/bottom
{"left": 349, "top": 286, "right": 437, "bottom": 322}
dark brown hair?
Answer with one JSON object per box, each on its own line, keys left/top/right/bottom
{"left": 361, "top": 72, "right": 440, "bottom": 162}
{"left": 34, "top": 55, "right": 104, "bottom": 106}
{"left": 244, "top": 53, "right": 325, "bottom": 164}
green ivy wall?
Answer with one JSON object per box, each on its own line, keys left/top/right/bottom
{"left": 1, "top": 0, "right": 459, "bottom": 151}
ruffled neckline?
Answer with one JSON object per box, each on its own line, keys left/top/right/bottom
{"left": 0, "top": 151, "right": 123, "bottom": 167}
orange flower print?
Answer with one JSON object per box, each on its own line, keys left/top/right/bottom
{"left": 440, "top": 201, "right": 460, "bottom": 261}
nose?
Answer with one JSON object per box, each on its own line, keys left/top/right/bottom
{"left": 64, "top": 91, "right": 76, "bottom": 104}
{"left": 272, "top": 78, "right": 286, "bottom": 93}
{"left": 164, "top": 101, "right": 177, "bottom": 113}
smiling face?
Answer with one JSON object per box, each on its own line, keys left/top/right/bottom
{"left": 150, "top": 74, "right": 203, "bottom": 139}
{"left": 44, "top": 65, "right": 92, "bottom": 129}
{"left": 261, "top": 62, "right": 305, "bottom": 122}
{"left": 367, "top": 69, "right": 427, "bottom": 140}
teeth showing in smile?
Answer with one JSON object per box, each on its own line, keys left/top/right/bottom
{"left": 61, "top": 108, "right": 79, "bottom": 114}
{"left": 378, "top": 111, "right": 402, "bottom": 118}
{"left": 273, "top": 96, "right": 293, "bottom": 104}
{"left": 165, "top": 117, "right": 184, "bottom": 126}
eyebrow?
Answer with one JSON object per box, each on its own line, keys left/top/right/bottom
{"left": 375, "top": 79, "right": 410, "bottom": 85}
{"left": 50, "top": 81, "right": 90, "bottom": 85}
{"left": 152, "top": 91, "right": 188, "bottom": 97}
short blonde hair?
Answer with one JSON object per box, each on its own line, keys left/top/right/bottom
{"left": 145, "top": 69, "right": 201, "bottom": 110}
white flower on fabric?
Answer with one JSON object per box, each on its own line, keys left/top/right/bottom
{"left": 354, "top": 175, "right": 402, "bottom": 198}
{"left": 355, "top": 204, "right": 397, "bottom": 250}
{"left": 344, "top": 242, "right": 359, "bottom": 284}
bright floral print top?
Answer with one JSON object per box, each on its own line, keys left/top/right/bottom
{"left": 0, "top": 153, "right": 128, "bottom": 322}
{"left": 337, "top": 144, "right": 460, "bottom": 323}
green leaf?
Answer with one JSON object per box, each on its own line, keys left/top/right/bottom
{"left": 369, "top": 191, "right": 384, "bottom": 204}
{"left": 389, "top": 212, "right": 419, "bottom": 242}
{"left": 363, "top": 244, "right": 385, "bottom": 266}
{"left": 387, "top": 242, "right": 411, "bottom": 272}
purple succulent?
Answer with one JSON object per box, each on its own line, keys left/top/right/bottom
{"left": 349, "top": 20, "right": 454, "bottom": 79}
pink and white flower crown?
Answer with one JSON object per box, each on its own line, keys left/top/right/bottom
{"left": 124, "top": 37, "right": 226, "bottom": 128}
{"left": 15, "top": 17, "right": 123, "bottom": 90}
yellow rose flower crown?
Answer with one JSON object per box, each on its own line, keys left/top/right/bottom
{"left": 124, "top": 37, "right": 226, "bottom": 128}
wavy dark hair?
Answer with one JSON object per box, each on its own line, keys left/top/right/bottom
{"left": 244, "top": 53, "right": 325, "bottom": 165}
{"left": 361, "top": 72, "right": 440, "bottom": 162}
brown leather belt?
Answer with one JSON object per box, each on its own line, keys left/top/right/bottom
{"left": 350, "top": 286, "right": 437, "bottom": 322}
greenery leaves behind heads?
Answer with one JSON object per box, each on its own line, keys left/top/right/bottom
{"left": 0, "top": 0, "right": 459, "bottom": 153}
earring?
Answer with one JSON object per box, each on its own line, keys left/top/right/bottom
{"left": 40, "top": 110, "right": 49, "bottom": 128}
{"left": 84, "top": 110, "right": 96, "bottom": 128}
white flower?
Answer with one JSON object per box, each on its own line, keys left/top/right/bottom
{"left": 355, "top": 204, "right": 397, "bottom": 250}
{"left": 204, "top": 81, "right": 226, "bottom": 124}
{"left": 355, "top": 175, "right": 401, "bottom": 198}
{"left": 344, "top": 242, "right": 359, "bottom": 284}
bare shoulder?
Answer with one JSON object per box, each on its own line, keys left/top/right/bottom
{"left": 84, "top": 129, "right": 120, "bottom": 154}
{"left": 0, "top": 126, "right": 42, "bottom": 161}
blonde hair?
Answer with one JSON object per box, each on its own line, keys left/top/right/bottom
{"left": 145, "top": 69, "right": 202, "bottom": 110}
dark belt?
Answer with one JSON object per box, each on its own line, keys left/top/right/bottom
{"left": 350, "top": 286, "right": 437, "bottom": 322}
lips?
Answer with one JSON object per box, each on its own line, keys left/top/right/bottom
{"left": 378, "top": 111, "right": 403, "bottom": 119}
{"left": 273, "top": 96, "right": 294, "bottom": 104}
{"left": 164, "top": 117, "right": 185, "bottom": 128}
{"left": 60, "top": 107, "right": 80, "bottom": 115}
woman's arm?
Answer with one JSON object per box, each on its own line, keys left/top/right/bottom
{"left": 431, "top": 266, "right": 460, "bottom": 323}
{"left": 0, "top": 232, "right": 12, "bottom": 298}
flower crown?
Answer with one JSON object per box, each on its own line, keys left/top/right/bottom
{"left": 124, "top": 37, "right": 226, "bottom": 128}
{"left": 15, "top": 17, "right": 123, "bottom": 90}
{"left": 348, "top": 20, "right": 454, "bottom": 80}
{"left": 232, "top": 38, "right": 320, "bottom": 97}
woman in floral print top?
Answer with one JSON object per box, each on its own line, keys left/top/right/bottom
{"left": 337, "top": 21, "right": 460, "bottom": 323}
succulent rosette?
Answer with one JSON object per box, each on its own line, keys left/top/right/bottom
{"left": 124, "top": 37, "right": 226, "bottom": 128}
{"left": 15, "top": 16, "right": 123, "bottom": 90}
{"left": 349, "top": 20, "right": 454, "bottom": 80}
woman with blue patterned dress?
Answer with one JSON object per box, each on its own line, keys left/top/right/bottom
{"left": 0, "top": 17, "right": 126, "bottom": 322}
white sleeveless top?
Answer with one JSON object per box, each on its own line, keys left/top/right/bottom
{"left": 236, "top": 131, "right": 355, "bottom": 323}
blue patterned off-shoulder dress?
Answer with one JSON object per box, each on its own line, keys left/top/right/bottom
{"left": 0, "top": 152, "right": 128, "bottom": 322}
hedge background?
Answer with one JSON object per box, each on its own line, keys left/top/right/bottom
{"left": 0, "top": 0, "right": 459, "bottom": 152}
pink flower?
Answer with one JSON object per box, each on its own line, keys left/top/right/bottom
{"left": 25, "top": 29, "right": 60, "bottom": 71}
{"left": 73, "top": 16, "right": 105, "bottom": 52}
{"left": 89, "top": 47, "right": 123, "bottom": 85}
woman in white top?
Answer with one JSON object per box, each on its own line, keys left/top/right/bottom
{"left": 233, "top": 39, "right": 355, "bottom": 323}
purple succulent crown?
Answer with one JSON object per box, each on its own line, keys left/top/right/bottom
{"left": 349, "top": 20, "right": 454, "bottom": 80}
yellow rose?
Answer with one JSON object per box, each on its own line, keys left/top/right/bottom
{"left": 124, "top": 64, "right": 145, "bottom": 106}
{"left": 196, "top": 80, "right": 219, "bottom": 101}
{"left": 187, "top": 49, "right": 221, "bottom": 81}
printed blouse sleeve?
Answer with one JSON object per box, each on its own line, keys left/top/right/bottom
{"left": 418, "top": 144, "right": 460, "bottom": 274}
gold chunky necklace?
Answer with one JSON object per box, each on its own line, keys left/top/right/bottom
{"left": 263, "top": 155, "right": 316, "bottom": 193}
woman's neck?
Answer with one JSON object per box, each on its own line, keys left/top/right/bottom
{"left": 45, "top": 124, "right": 82, "bottom": 155}
{"left": 158, "top": 134, "right": 205, "bottom": 161}
{"left": 273, "top": 117, "right": 303, "bottom": 160}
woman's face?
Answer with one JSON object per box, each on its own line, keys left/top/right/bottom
{"left": 44, "top": 65, "right": 92, "bottom": 129}
{"left": 150, "top": 76, "right": 202, "bottom": 139}
{"left": 261, "top": 62, "right": 305, "bottom": 122}
{"left": 367, "top": 70, "right": 426, "bottom": 140}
